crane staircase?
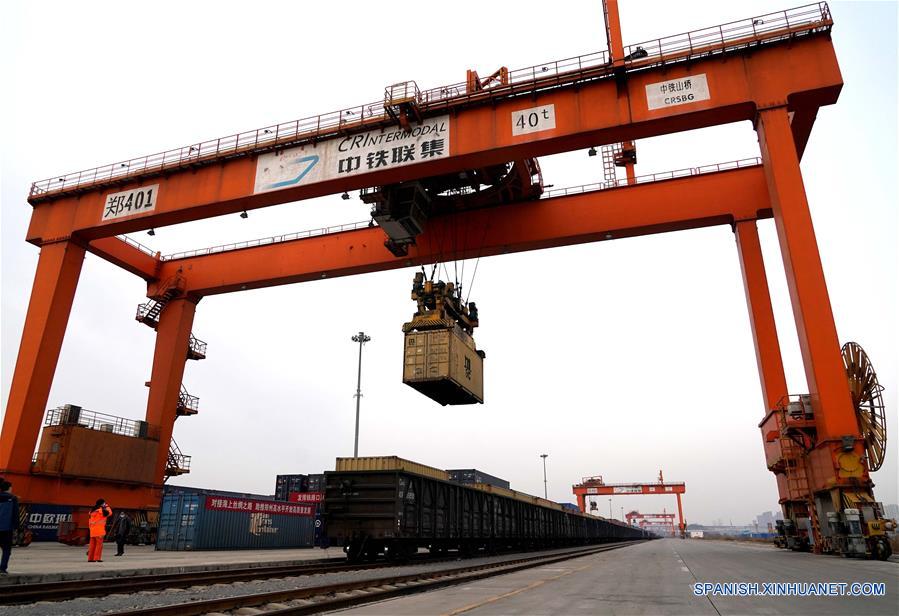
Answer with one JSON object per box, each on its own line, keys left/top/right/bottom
{"left": 134, "top": 274, "right": 206, "bottom": 480}
{"left": 776, "top": 395, "right": 823, "bottom": 552}
{"left": 165, "top": 438, "right": 191, "bottom": 479}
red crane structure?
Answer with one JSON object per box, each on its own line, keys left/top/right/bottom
{"left": 625, "top": 511, "right": 677, "bottom": 537}
{"left": 0, "top": 2, "right": 892, "bottom": 556}
{"left": 574, "top": 471, "right": 686, "bottom": 537}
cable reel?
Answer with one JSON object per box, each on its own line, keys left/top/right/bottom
{"left": 841, "top": 342, "right": 887, "bottom": 472}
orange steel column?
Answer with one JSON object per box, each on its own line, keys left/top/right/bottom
{"left": 756, "top": 107, "right": 858, "bottom": 442}
{"left": 144, "top": 296, "right": 197, "bottom": 482}
{"left": 675, "top": 493, "right": 685, "bottom": 537}
{"left": 576, "top": 492, "right": 587, "bottom": 513}
{"left": 0, "top": 241, "right": 85, "bottom": 472}
{"left": 734, "top": 221, "right": 788, "bottom": 412}
{"left": 735, "top": 220, "right": 793, "bottom": 506}
{"left": 603, "top": 0, "right": 625, "bottom": 62}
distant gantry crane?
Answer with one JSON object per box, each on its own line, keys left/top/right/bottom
{"left": 574, "top": 471, "right": 686, "bottom": 538}
{"left": 626, "top": 510, "right": 677, "bottom": 537}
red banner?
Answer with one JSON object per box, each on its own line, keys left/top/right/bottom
{"left": 289, "top": 491, "right": 324, "bottom": 503}
{"left": 204, "top": 496, "right": 314, "bottom": 516}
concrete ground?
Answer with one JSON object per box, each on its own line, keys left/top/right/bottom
{"left": 0, "top": 542, "right": 343, "bottom": 584}
{"left": 334, "top": 539, "right": 898, "bottom": 615}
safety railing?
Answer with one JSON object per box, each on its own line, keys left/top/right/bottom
{"left": 44, "top": 405, "right": 158, "bottom": 439}
{"left": 178, "top": 386, "right": 199, "bottom": 413}
{"left": 155, "top": 157, "right": 761, "bottom": 263}
{"left": 135, "top": 301, "right": 158, "bottom": 324}
{"left": 167, "top": 439, "right": 191, "bottom": 472}
{"left": 161, "top": 220, "right": 373, "bottom": 261}
{"left": 188, "top": 333, "right": 207, "bottom": 359}
{"left": 386, "top": 81, "right": 421, "bottom": 106}
{"left": 622, "top": 2, "right": 830, "bottom": 65}
{"left": 29, "top": 4, "right": 829, "bottom": 200}
{"left": 543, "top": 157, "right": 761, "bottom": 199}
{"left": 116, "top": 234, "right": 157, "bottom": 257}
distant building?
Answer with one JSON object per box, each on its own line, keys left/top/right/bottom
{"left": 753, "top": 510, "right": 782, "bottom": 529}
{"left": 884, "top": 503, "right": 899, "bottom": 521}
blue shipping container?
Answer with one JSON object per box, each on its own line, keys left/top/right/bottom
{"left": 157, "top": 488, "right": 314, "bottom": 551}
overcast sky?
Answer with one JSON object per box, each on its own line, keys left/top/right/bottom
{"left": 1, "top": 1, "right": 896, "bottom": 525}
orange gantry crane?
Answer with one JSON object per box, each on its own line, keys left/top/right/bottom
{"left": 625, "top": 511, "right": 677, "bottom": 537}
{"left": 1, "top": 1, "right": 892, "bottom": 557}
{"left": 574, "top": 472, "right": 686, "bottom": 537}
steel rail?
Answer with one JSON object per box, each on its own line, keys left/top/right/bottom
{"left": 0, "top": 556, "right": 391, "bottom": 605}
{"left": 111, "top": 541, "right": 644, "bottom": 616}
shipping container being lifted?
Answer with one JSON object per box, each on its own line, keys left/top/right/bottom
{"left": 402, "top": 272, "right": 485, "bottom": 405}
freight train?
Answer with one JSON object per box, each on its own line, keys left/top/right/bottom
{"left": 323, "top": 467, "right": 654, "bottom": 561}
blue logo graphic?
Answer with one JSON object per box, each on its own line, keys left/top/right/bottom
{"left": 264, "top": 154, "right": 320, "bottom": 189}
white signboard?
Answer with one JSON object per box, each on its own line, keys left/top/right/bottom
{"left": 613, "top": 486, "right": 643, "bottom": 494}
{"left": 587, "top": 487, "right": 598, "bottom": 495}
{"left": 102, "top": 184, "right": 158, "bottom": 221}
{"left": 645, "top": 74, "right": 710, "bottom": 111}
{"left": 254, "top": 115, "right": 450, "bottom": 194}
{"left": 511, "top": 104, "right": 556, "bottom": 136}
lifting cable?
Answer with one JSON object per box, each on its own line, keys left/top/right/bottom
{"left": 418, "top": 188, "right": 492, "bottom": 307}
{"left": 465, "top": 215, "right": 491, "bottom": 304}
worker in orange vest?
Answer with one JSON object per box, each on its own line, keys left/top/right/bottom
{"left": 87, "top": 499, "right": 112, "bottom": 562}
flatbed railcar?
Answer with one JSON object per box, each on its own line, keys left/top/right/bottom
{"left": 323, "top": 469, "right": 652, "bottom": 560}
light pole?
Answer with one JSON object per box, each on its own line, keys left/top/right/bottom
{"left": 540, "top": 454, "right": 548, "bottom": 499}
{"left": 620, "top": 506, "right": 624, "bottom": 521}
{"left": 351, "top": 332, "right": 371, "bottom": 457}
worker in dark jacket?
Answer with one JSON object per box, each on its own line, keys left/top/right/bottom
{"left": 0, "top": 480, "right": 19, "bottom": 575}
{"left": 112, "top": 512, "right": 132, "bottom": 556}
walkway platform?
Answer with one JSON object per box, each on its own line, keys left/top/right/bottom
{"left": 0, "top": 542, "right": 343, "bottom": 585}
{"left": 342, "top": 539, "right": 898, "bottom": 616}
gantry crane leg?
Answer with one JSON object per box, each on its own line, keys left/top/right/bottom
{"left": 755, "top": 107, "right": 872, "bottom": 508}
{"left": 734, "top": 220, "right": 794, "bottom": 507}
{"left": 0, "top": 241, "right": 85, "bottom": 476}
{"left": 145, "top": 296, "right": 198, "bottom": 482}
{"left": 735, "top": 220, "right": 788, "bottom": 410}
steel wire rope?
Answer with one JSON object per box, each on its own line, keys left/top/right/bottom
{"left": 428, "top": 215, "right": 448, "bottom": 282}
{"left": 465, "top": 207, "right": 494, "bottom": 305}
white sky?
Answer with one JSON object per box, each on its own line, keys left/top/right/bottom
{"left": 1, "top": 1, "right": 896, "bottom": 525}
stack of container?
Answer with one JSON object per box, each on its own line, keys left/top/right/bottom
{"left": 275, "top": 474, "right": 307, "bottom": 501}
{"left": 156, "top": 485, "right": 314, "bottom": 551}
{"left": 275, "top": 472, "right": 328, "bottom": 547}
{"left": 305, "top": 474, "right": 325, "bottom": 493}
{"left": 447, "top": 468, "right": 510, "bottom": 490}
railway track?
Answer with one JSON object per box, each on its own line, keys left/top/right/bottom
{"left": 109, "top": 541, "right": 644, "bottom": 616}
{"left": 0, "top": 556, "right": 392, "bottom": 605}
